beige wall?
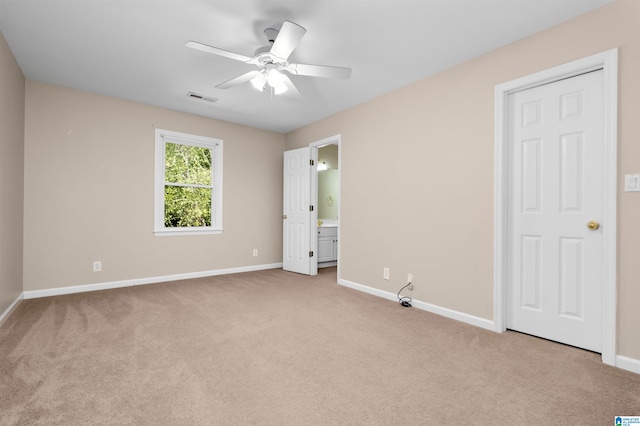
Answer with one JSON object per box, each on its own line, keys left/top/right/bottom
{"left": 0, "top": 31, "right": 25, "bottom": 316}
{"left": 24, "top": 81, "right": 285, "bottom": 291}
{"left": 286, "top": 0, "right": 640, "bottom": 360}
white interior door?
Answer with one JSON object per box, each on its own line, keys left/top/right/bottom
{"left": 283, "top": 148, "right": 315, "bottom": 275}
{"left": 507, "top": 70, "right": 604, "bottom": 352}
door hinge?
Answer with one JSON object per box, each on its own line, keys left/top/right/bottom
{"left": 309, "top": 205, "right": 314, "bottom": 211}
{"left": 309, "top": 251, "right": 314, "bottom": 257}
{"left": 310, "top": 159, "right": 314, "bottom": 166}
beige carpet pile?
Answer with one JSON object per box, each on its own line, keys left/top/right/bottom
{"left": 1, "top": 267, "right": 638, "bottom": 425}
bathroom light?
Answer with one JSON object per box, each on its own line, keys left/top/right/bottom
{"left": 317, "top": 161, "right": 328, "bottom": 171}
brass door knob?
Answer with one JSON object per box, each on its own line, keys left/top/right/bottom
{"left": 587, "top": 220, "right": 600, "bottom": 230}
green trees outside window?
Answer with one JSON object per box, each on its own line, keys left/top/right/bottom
{"left": 154, "top": 128, "right": 222, "bottom": 236}
{"left": 164, "top": 142, "right": 213, "bottom": 227}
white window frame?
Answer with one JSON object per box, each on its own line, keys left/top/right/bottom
{"left": 154, "top": 128, "right": 223, "bottom": 236}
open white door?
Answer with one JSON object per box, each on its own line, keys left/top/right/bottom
{"left": 283, "top": 148, "right": 316, "bottom": 275}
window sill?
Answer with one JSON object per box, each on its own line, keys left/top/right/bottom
{"left": 154, "top": 228, "right": 223, "bottom": 237}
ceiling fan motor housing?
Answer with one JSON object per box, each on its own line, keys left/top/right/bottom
{"left": 253, "top": 47, "right": 287, "bottom": 70}
{"left": 263, "top": 27, "right": 279, "bottom": 44}
{"left": 253, "top": 27, "right": 286, "bottom": 69}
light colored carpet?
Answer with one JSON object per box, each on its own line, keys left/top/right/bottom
{"left": 1, "top": 267, "right": 638, "bottom": 425}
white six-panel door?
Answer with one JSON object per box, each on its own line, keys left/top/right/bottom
{"left": 507, "top": 70, "right": 604, "bottom": 352}
{"left": 283, "top": 148, "right": 312, "bottom": 275}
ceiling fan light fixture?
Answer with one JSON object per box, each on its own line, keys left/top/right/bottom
{"left": 248, "top": 68, "right": 288, "bottom": 94}
{"left": 267, "top": 68, "right": 283, "bottom": 85}
{"left": 250, "top": 71, "right": 267, "bottom": 91}
{"left": 267, "top": 68, "right": 288, "bottom": 94}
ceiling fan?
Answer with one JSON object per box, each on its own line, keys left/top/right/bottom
{"left": 186, "top": 21, "right": 352, "bottom": 96}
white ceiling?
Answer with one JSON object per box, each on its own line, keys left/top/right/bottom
{"left": 0, "top": 0, "right": 613, "bottom": 133}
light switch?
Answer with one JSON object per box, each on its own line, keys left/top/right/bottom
{"left": 624, "top": 174, "right": 640, "bottom": 192}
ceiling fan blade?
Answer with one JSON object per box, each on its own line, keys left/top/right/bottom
{"left": 186, "top": 41, "right": 253, "bottom": 63}
{"left": 216, "top": 71, "right": 262, "bottom": 89}
{"left": 270, "top": 21, "right": 306, "bottom": 60}
{"left": 287, "top": 63, "right": 352, "bottom": 79}
{"left": 280, "top": 73, "right": 301, "bottom": 97}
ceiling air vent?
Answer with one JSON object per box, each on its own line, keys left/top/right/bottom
{"left": 187, "top": 92, "right": 218, "bottom": 103}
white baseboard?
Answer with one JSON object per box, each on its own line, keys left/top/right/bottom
{"left": 23, "top": 263, "right": 283, "bottom": 300}
{"left": 0, "top": 292, "right": 24, "bottom": 325}
{"left": 616, "top": 355, "right": 640, "bottom": 375}
{"left": 338, "top": 278, "right": 495, "bottom": 331}
{"left": 337, "top": 278, "right": 640, "bottom": 376}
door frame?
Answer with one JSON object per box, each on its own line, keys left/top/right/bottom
{"left": 310, "top": 134, "right": 341, "bottom": 278}
{"left": 493, "top": 49, "right": 618, "bottom": 365}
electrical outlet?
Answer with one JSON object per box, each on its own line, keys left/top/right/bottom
{"left": 93, "top": 261, "right": 102, "bottom": 272}
{"left": 253, "top": 249, "right": 258, "bottom": 257}
{"left": 408, "top": 273, "right": 414, "bottom": 290}
{"left": 383, "top": 267, "right": 390, "bottom": 280}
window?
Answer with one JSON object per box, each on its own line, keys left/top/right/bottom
{"left": 154, "top": 129, "right": 223, "bottom": 236}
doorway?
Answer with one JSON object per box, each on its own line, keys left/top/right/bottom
{"left": 310, "top": 135, "right": 340, "bottom": 276}
{"left": 315, "top": 142, "right": 339, "bottom": 269}
{"left": 494, "top": 49, "right": 618, "bottom": 365}
{"left": 283, "top": 135, "right": 341, "bottom": 277}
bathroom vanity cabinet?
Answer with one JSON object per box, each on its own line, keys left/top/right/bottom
{"left": 317, "top": 226, "right": 338, "bottom": 263}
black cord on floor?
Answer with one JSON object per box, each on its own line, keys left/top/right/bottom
{"left": 397, "top": 282, "right": 412, "bottom": 308}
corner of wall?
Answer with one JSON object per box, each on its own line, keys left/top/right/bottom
{"left": 0, "top": 30, "right": 26, "bottom": 315}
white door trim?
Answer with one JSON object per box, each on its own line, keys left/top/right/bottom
{"left": 310, "top": 134, "right": 341, "bottom": 279}
{"left": 494, "top": 49, "right": 618, "bottom": 365}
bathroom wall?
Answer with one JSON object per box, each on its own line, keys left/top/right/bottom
{"left": 318, "top": 144, "right": 339, "bottom": 220}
